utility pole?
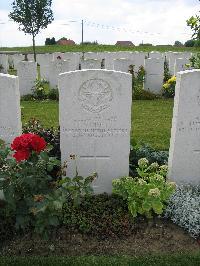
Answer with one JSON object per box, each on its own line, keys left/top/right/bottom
{"left": 81, "top": 19, "right": 85, "bottom": 60}
{"left": 81, "top": 19, "right": 84, "bottom": 45}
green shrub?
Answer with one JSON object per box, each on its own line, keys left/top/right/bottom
{"left": 48, "top": 88, "right": 59, "bottom": 100}
{"left": 63, "top": 193, "right": 135, "bottom": 238}
{"left": 162, "top": 76, "right": 176, "bottom": 98}
{"left": 113, "top": 158, "right": 175, "bottom": 218}
{"left": 129, "top": 144, "right": 168, "bottom": 177}
{"left": 0, "top": 200, "right": 16, "bottom": 248}
{"left": 32, "top": 78, "right": 49, "bottom": 100}
{"left": 131, "top": 65, "right": 158, "bottom": 100}
{"left": 163, "top": 60, "right": 171, "bottom": 83}
{"left": 189, "top": 53, "right": 200, "bottom": 68}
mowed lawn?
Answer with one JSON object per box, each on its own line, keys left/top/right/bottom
{"left": 21, "top": 99, "right": 174, "bottom": 151}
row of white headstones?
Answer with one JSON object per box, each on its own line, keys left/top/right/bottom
{"left": 0, "top": 68, "right": 199, "bottom": 193}
{"left": 0, "top": 51, "right": 194, "bottom": 96}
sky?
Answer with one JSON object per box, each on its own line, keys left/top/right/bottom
{"left": 0, "top": 0, "right": 199, "bottom": 47}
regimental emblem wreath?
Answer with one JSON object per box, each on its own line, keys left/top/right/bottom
{"left": 78, "top": 79, "right": 113, "bottom": 113}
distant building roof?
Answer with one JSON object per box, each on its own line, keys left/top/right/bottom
{"left": 115, "top": 41, "right": 134, "bottom": 46}
{"left": 57, "top": 38, "right": 75, "bottom": 45}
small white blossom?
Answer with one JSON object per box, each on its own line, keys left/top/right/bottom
{"left": 159, "top": 165, "right": 168, "bottom": 173}
{"left": 138, "top": 158, "right": 149, "bottom": 168}
{"left": 138, "top": 179, "right": 147, "bottom": 186}
{"left": 148, "top": 188, "right": 161, "bottom": 197}
{"left": 149, "top": 162, "right": 159, "bottom": 170}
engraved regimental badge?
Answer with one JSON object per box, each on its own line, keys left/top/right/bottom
{"left": 78, "top": 79, "right": 113, "bottom": 113}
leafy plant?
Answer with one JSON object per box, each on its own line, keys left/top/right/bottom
{"left": 0, "top": 200, "right": 16, "bottom": 248}
{"left": 165, "top": 185, "right": 200, "bottom": 239}
{"left": 0, "top": 64, "right": 4, "bottom": 73}
{"left": 48, "top": 87, "right": 59, "bottom": 100}
{"left": 130, "top": 65, "right": 158, "bottom": 100}
{"left": 32, "top": 78, "right": 49, "bottom": 100}
{"left": 25, "top": 156, "right": 96, "bottom": 238}
{"left": 163, "top": 60, "right": 171, "bottom": 83}
{"left": 162, "top": 76, "right": 176, "bottom": 98}
{"left": 187, "top": 13, "right": 200, "bottom": 41}
{"left": 113, "top": 158, "right": 175, "bottom": 218}
{"left": 189, "top": 53, "right": 200, "bottom": 69}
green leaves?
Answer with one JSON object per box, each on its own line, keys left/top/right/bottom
{"left": 186, "top": 13, "right": 200, "bottom": 40}
{"left": 9, "top": 0, "right": 54, "bottom": 36}
{"left": 112, "top": 158, "right": 176, "bottom": 219}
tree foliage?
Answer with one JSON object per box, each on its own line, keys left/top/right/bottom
{"left": 45, "top": 37, "right": 56, "bottom": 45}
{"left": 9, "top": 0, "right": 54, "bottom": 61}
{"left": 187, "top": 12, "right": 200, "bottom": 40}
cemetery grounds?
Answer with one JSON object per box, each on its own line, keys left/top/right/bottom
{"left": 1, "top": 45, "right": 200, "bottom": 266}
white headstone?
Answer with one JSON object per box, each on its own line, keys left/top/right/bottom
{"left": 17, "top": 61, "right": 37, "bottom": 96}
{"left": 174, "top": 58, "right": 191, "bottom": 75}
{"left": 113, "top": 58, "right": 133, "bottom": 73}
{"left": 144, "top": 58, "right": 164, "bottom": 94}
{"left": 43, "top": 59, "right": 71, "bottom": 88}
{"left": 63, "top": 52, "right": 81, "bottom": 70}
{"left": 104, "top": 52, "right": 118, "bottom": 70}
{"left": 13, "top": 54, "right": 24, "bottom": 70}
{"left": 81, "top": 59, "right": 102, "bottom": 69}
{"left": 129, "top": 52, "right": 146, "bottom": 72}
{"left": 0, "top": 74, "right": 22, "bottom": 144}
{"left": 59, "top": 69, "right": 132, "bottom": 194}
{"left": 37, "top": 53, "right": 53, "bottom": 66}
{"left": 167, "top": 52, "right": 182, "bottom": 74}
{"left": 168, "top": 70, "right": 200, "bottom": 184}
{"left": 0, "top": 54, "right": 8, "bottom": 74}
{"left": 149, "top": 51, "right": 163, "bottom": 59}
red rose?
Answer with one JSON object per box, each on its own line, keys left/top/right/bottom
{"left": 11, "top": 133, "right": 34, "bottom": 151}
{"left": 30, "top": 134, "right": 46, "bottom": 153}
{"left": 11, "top": 133, "right": 47, "bottom": 162}
{"left": 13, "top": 149, "right": 30, "bottom": 162}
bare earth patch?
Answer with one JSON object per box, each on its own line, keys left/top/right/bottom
{"left": 1, "top": 219, "right": 199, "bottom": 256}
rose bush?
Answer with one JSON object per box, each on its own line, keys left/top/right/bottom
{"left": 0, "top": 134, "right": 95, "bottom": 238}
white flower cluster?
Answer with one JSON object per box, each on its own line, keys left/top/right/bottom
{"left": 165, "top": 185, "right": 200, "bottom": 238}
{"left": 138, "top": 158, "right": 149, "bottom": 168}
{"left": 148, "top": 188, "right": 161, "bottom": 197}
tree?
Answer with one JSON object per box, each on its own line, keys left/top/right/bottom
{"left": 187, "top": 12, "right": 200, "bottom": 41}
{"left": 9, "top": 0, "right": 54, "bottom": 61}
{"left": 184, "top": 39, "right": 195, "bottom": 47}
{"left": 174, "top": 41, "right": 183, "bottom": 47}
{"left": 45, "top": 37, "right": 56, "bottom": 45}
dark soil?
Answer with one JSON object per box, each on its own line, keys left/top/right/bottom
{"left": 1, "top": 219, "right": 199, "bottom": 256}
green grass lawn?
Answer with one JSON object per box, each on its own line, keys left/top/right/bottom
{"left": 1, "top": 44, "right": 200, "bottom": 53}
{"left": 1, "top": 254, "right": 200, "bottom": 266}
{"left": 21, "top": 99, "right": 173, "bottom": 151}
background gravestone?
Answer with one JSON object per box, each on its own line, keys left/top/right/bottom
{"left": 81, "top": 59, "right": 102, "bottom": 69}
{"left": 168, "top": 69, "right": 200, "bottom": 184}
{"left": 0, "top": 54, "right": 8, "bottom": 74}
{"left": 113, "top": 58, "right": 133, "bottom": 73}
{"left": 144, "top": 57, "right": 164, "bottom": 94}
{"left": 0, "top": 73, "right": 22, "bottom": 144}
{"left": 59, "top": 69, "right": 132, "bottom": 193}
{"left": 17, "top": 61, "right": 37, "bottom": 96}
